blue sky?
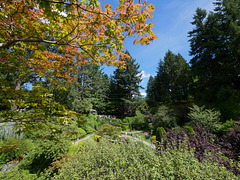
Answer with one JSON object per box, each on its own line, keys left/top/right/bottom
{"left": 102, "top": 0, "right": 215, "bottom": 96}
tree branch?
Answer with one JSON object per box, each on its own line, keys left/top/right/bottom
{"left": 42, "top": 0, "right": 114, "bottom": 19}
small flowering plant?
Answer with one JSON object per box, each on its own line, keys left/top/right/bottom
{"left": 143, "top": 132, "right": 150, "bottom": 138}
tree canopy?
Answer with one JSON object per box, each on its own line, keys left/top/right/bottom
{"left": 0, "top": 0, "right": 156, "bottom": 128}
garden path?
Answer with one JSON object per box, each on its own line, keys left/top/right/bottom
{"left": 123, "top": 135, "right": 156, "bottom": 149}
{"left": 73, "top": 132, "right": 156, "bottom": 149}
{"left": 72, "top": 133, "right": 94, "bottom": 144}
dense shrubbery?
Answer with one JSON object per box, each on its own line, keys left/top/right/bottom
{"left": 0, "top": 138, "right": 34, "bottom": 164}
{"left": 188, "top": 104, "right": 222, "bottom": 133}
{"left": 157, "top": 124, "right": 240, "bottom": 175}
{"left": 153, "top": 105, "right": 179, "bottom": 131}
{"left": 51, "top": 139, "right": 238, "bottom": 179}
{"left": 19, "top": 136, "right": 71, "bottom": 175}
{"left": 96, "top": 124, "right": 121, "bottom": 139}
{"left": 0, "top": 166, "right": 37, "bottom": 179}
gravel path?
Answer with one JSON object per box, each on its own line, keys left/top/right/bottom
{"left": 123, "top": 135, "right": 156, "bottom": 149}
{"left": 73, "top": 132, "right": 156, "bottom": 149}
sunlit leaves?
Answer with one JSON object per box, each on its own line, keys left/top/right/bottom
{"left": 0, "top": 0, "right": 156, "bottom": 128}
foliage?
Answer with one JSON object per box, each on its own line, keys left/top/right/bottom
{"left": 146, "top": 50, "right": 190, "bottom": 103}
{"left": 188, "top": 104, "right": 222, "bottom": 133}
{"left": 0, "top": 166, "right": 37, "bottom": 180}
{"left": 19, "top": 136, "right": 71, "bottom": 175}
{"left": 108, "top": 51, "right": 142, "bottom": 116}
{"left": 0, "top": 138, "right": 34, "bottom": 164}
{"left": 0, "top": 0, "right": 156, "bottom": 129}
{"left": 153, "top": 105, "right": 179, "bottom": 130}
{"left": 82, "top": 113, "right": 99, "bottom": 133}
{"left": 96, "top": 124, "right": 121, "bottom": 139}
{"left": 219, "top": 119, "right": 236, "bottom": 135}
{"left": 219, "top": 123, "right": 240, "bottom": 161}
{"left": 53, "top": 64, "right": 110, "bottom": 114}
{"left": 69, "top": 127, "right": 87, "bottom": 140}
{"left": 150, "top": 135, "right": 156, "bottom": 143}
{"left": 0, "top": 122, "right": 22, "bottom": 140}
{"left": 51, "top": 138, "right": 238, "bottom": 179}
{"left": 156, "top": 127, "right": 166, "bottom": 141}
{"left": 217, "top": 87, "right": 240, "bottom": 121}
{"left": 77, "top": 128, "right": 87, "bottom": 138}
{"left": 156, "top": 142, "right": 238, "bottom": 179}
{"left": 158, "top": 124, "right": 240, "bottom": 175}
{"left": 131, "top": 110, "right": 149, "bottom": 130}
{"left": 184, "top": 125, "right": 195, "bottom": 133}
{"left": 188, "top": 1, "right": 240, "bottom": 111}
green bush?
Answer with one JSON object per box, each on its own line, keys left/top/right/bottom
{"left": 83, "top": 126, "right": 96, "bottom": 134}
{"left": 188, "top": 104, "right": 222, "bottom": 133}
{"left": 131, "top": 110, "right": 149, "bottom": 130}
{"left": 156, "top": 127, "right": 166, "bottom": 141}
{"left": 82, "top": 113, "right": 98, "bottom": 131}
{"left": 0, "top": 138, "right": 34, "bottom": 164}
{"left": 219, "top": 119, "right": 236, "bottom": 135}
{"left": 96, "top": 124, "right": 121, "bottom": 139}
{"left": 184, "top": 125, "right": 195, "bottom": 133}
{"left": 77, "top": 128, "right": 87, "bottom": 138}
{"left": 153, "top": 105, "right": 179, "bottom": 130}
{"left": 51, "top": 139, "right": 238, "bottom": 179}
{"left": 0, "top": 166, "right": 37, "bottom": 180}
{"left": 19, "top": 137, "right": 71, "bottom": 175}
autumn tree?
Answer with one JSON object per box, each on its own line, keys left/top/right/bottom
{"left": 0, "top": 0, "right": 156, "bottom": 129}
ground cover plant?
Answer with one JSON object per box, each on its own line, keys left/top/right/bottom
{"left": 49, "top": 138, "right": 238, "bottom": 179}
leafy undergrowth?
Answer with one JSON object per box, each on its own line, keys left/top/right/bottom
{"left": 157, "top": 123, "right": 240, "bottom": 175}
{"left": 48, "top": 138, "right": 238, "bottom": 179}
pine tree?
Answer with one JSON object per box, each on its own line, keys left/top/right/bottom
{"left": 147, "top": 50, "right": 190, "bottom": 104}
{"left": 188, "top": 0, "right": 240, "bottom": 106}
{"left": 109, "top": 51, "right": 142, "bottom": 117}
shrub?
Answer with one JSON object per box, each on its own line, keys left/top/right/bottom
{"left": 0, "top": 138, "right": 34, "bottom": 164}
{"left": 153, "top": 105, "right": 179, "bottom": 131}
{"left": 219, "top": 124, "right": 240, "bottom": 161}
{"left": 188, "top": 104, "right": 222, "bottom": 133}
{"left": 52, "top": 139, "right": 163, "bottom": 179}
{"left": 77, "top": 128, "right": 87, "bottom": 138}
{"left": 184, "top": 125, "right": 195, "bottom": 133}
{"left": 219, "top": 119, "right": 236, "bottom": 135}
{"left": 0, "top": 166, "right": 37, "bottom": 179}
{"left": 157, "top": 124, "right": 240, "bottom": 175}
{"left": 150, "top": 135, "right": 156, "bottom": 143}
{"left": 143, "top": 132, "right": 150, "bottom": 139}
{"left": 156, "top": 127, "right": 166, "bottom": 141}
{"left": 19, "top": 136, "right": 71, "bottom": 175}
{"left": 51, "top": 139, "right": 238, "bottom": 179}
{"left": 96, "top": 124, "right": 121, "bottom": 139}
{"left": 83, "top": 126, "right": 96, "bottom": 134}
{"left": 70, "top": 128, "right": 87, "bottom": 140}
{"left": 82, "top": 113, "right": 98, "bottom": 131}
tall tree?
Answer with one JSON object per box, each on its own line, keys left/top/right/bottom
{"left": 53, "top": 64, "right": 109, "bottom": 114}
{"left": 188, "top": 0, "right": 240, "bottom": 119}
{"left": 146, "top": 50, "right": 190, "bottom": 103}
{"left": 109, "top": 51, "right": 142, "bottom": 117}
